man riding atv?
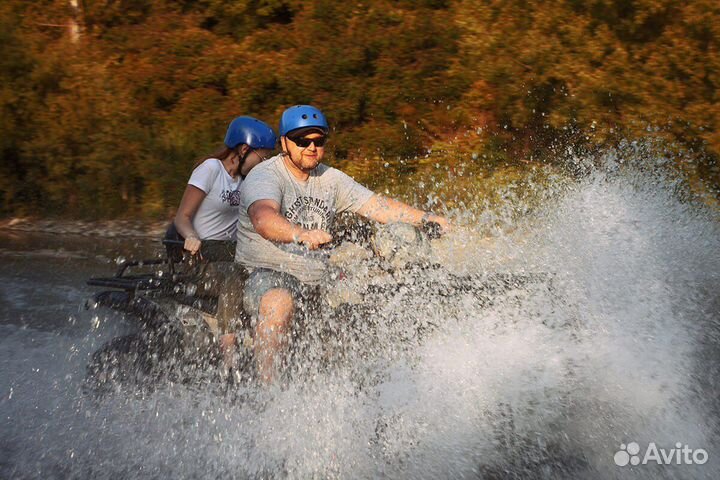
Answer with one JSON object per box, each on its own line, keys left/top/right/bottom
{"left": 233, "top": 105, "right": 451, "bottom": 383}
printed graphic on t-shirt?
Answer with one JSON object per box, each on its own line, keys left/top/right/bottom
{"left": 284, "top": 196, "right": 331, "bottom": 230}
{"left": 221, "top": 189, "right": 241, "bottom": 206}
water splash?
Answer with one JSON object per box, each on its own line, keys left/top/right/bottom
{"left": 2, "top": 149, "right": 719, "bottom": 479}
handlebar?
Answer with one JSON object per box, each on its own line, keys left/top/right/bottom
{"left": 162, "top": 222, "right": 443, "bottom": 255}
{"left": 320, "top": 220, "right": 444, "bottom": 251}
{"left": 420, "top": 220, "right": 443, "bottom": 240}
{"left": 162, "top": 239, "right": 185, "bottom": 247}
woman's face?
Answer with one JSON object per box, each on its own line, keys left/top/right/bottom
{"left": 240, "top": 148, "right": 273, "bottom": 176}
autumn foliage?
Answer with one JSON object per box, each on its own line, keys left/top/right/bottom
{"left": 1, "top": 0, "right": 718, "bottom": 218}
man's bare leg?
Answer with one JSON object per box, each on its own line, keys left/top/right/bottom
{"left": 254, "top": 288, "right": 294, "bottom": 384}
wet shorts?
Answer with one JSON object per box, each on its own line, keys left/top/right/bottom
{"left": 242, "top": 268, "right": 305, "bottom": 319}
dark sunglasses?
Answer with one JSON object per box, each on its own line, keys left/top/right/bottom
{"left": 288, "top": 135, "right": 327, "bottom": 148}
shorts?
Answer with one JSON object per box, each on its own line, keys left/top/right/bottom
{"left": 242, "top": 268, "right": 308, "bottom": 320}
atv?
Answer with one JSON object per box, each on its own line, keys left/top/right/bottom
{"left": 84, "top": 221, "right": 551, "bottom": 391}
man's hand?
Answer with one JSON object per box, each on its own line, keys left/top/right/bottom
{"left": 184, "top": 236, "right": 202, "bottom": 255}
{"left": 297, "top": 229, "right": 333, "bottom": 250}
{"left": 424, "top": 214, "right": 452, "bottom": 234}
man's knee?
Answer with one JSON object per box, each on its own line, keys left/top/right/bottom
{"left": 258, "top": 288, "right": 294, "bottom": 327}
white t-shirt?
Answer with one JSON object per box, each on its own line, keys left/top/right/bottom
{"left": 188, "top": 158, "right": 241, "bottom": 241}
{"left": 235, "top": 155, "right": 374, "bottom": 284}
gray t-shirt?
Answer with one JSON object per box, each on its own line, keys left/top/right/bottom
{"left": 235, "top": 155, "right": 374, "bottom": 284}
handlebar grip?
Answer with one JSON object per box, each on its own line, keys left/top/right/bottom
{"left": 162, "top": 239, "right": 185, "bottom": 246}
{"left": 421, "top": 221, "right": 443, "bottom": 240}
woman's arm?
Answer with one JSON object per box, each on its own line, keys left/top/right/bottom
{"left": 357, "top": 195, "right": 451, "bottom": 232}
{"left": 174, "top": 184, "right": 207, "bottom": 254}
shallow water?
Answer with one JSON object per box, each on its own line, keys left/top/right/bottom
{"left": 1, "top": 161, "right": 719, "bottom": 479}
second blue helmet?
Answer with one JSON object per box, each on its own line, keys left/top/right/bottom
{"left": 279, "top": 105, "right": 329, "bottom": 136}
{"left": 224, "top": 116, "right": 277, "bottom": 150}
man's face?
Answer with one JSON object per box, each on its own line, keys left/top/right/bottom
{"left": 284, "top": 132, "right": 326, "bottom": 171}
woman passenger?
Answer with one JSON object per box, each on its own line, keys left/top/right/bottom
{"left": 168, "top": 116, "right": 276, "bottom": 368}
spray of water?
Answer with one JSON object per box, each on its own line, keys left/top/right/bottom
{"left": 1, "top": 146, "right": 719, "bottom": 479}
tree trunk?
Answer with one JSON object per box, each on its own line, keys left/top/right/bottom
{"left": 68, "top": 0, "right": 81, "bottom": 43}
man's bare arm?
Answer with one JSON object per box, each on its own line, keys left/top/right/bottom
{"left": 248, "top": 199, "right": 332, "bottom": 249}
{"left": 357, "top": 195, "right": 451, "bottom": 231}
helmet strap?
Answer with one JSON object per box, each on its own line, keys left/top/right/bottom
{"left": 281, "top": 137, "right": 301, "bottom": 165}
{"left": 234, "top": 145, "right": 252, "bottom": 178}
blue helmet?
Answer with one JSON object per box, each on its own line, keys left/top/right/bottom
{"left": 279, "top": 105, "right": 329, "bottom": 136}
{"left": 224, "top": 116, "right": 277, "bottom": 150}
